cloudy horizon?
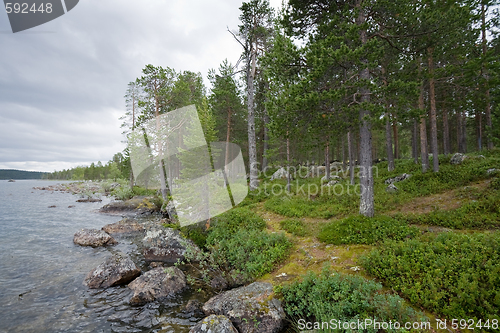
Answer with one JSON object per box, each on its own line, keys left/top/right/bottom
{"left": 0, "top": 0, "right": 283, "bottom": 172}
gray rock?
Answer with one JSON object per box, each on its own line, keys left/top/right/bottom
{"left": 450, "top": 153, "right": 467, "bottom": 165}
{"left": 321, "top": 175, "right": 341, "bottom": 182}
{"left": 189, "top": 315, "right": 238, "bottom": 333}
{"left": 384, "top": 173, "right": 411, "bottom": 185}
{"left": 99, "top": 196, "right": 157, "bottom": 215}
{"left": 202, "top": 282, "right": 285, "bottom": 333}
{"left": 182, "top": 299, "right": 204, "bottom": 315}
{"left": 270, "top": 167, "right": 291, "bottom": 181}
{"left": 84, "top": 254, "right": 141, "bottom": 289}
{"left": 128, "top": 267, "right": 186, "bottom": 305}
{"left": 386, "top": 184, "right": 398, "bottom": 193}
{"left": 487, "top": 168, "right": 499, "bottom": 175}
{"left": 74, "top": 229, "right": 117, "bottom": 247}
{"left": 325, "top": 180, "right": 340, "bottom": 187}
{"left": 142, "top": 226, "right": 198, "bottom": 263}
{"left": 102, "top": 218, "right": 145, "bottom": 234}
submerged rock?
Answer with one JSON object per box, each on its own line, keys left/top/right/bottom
{"left": 202, "top": 282, "right": 285, "bottom": 333}
{"left": 142, "top": 226, "right": 198, "bottom": 263}
{"left": 189, "top": 315, "right": 238, "bottom": 333}
{"left": 73, "top": 229, "right": 117, "bottom": 247}
{"left": 128, "top": 267, "right": 186, "bottom": 305}
{"left": 102, "top": 218, "right": 145, "bottom": 234}
{"left": 84, "top": 254, "right": 141, "bottom": 289}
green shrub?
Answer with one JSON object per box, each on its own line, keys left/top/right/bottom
{"left": 112, "top": 186, "right": 134, "bottom": 200}
{"left": 361, "top": 232, "right": 500, "bottom": 321}
{"left": 278, "top": 267, "right": 427, "bottom": 332}
{"left": 318, "top": 215, "right": 420, "bottom": 245}
{"left": 206, "top": 207, "right": 266, "bottom": 245}
{"left": 280, "top": 219, "right": 310, "bottom": 236}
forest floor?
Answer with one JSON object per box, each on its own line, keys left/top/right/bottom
{"left": 242, "top": 152, "right": 500, "bottom": 333}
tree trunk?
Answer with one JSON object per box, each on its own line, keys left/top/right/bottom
{"left": 155, "top": 90, "right": 168, "bottom": 200}
{"left": 443, "top": 107, "right": 450, "bottom": 155}
{"left": 356, "top": 0, "right": 374, "bottom": 217}
{"left": 412, "top": 119, "right": 419, "bottom": 164}
{"left": 458, "top": 110, "right": 467, "bottom": 153}
{"left": 262, "top": 80, "right": 270, "bottom": 170}
{"left": 325, "top": 137, "right": 330, "bottom": 180}
{"left": 418, "top": 60, "right": 429, "bottom": 173}
{"left": 348, "top": 131, "right": 355, "bottom": 185}
{"left": 342, "top": 135, "right": 347, "bottom": 171}
{"left": 392, "top": 114, "right": 399, "bottom": 160}
{"left": 382, "top": 65, "right": 394, "bottom": 171}
{"left": 286, "top": 133, "right": 291, "bottom": 192}
{"left": 247, "top": 50, "right": 259, "bottom": 190}
{"left": 385, "top": 113, "right": 395, "bottom": 171}
{"left": 224, "top": 108, "right": 232, "bottom": 174}
{"left": 427, "top": 47, "right": 439, "bottom": 172}
{"left": 482, "top": 3, "right": 493, "bottom": 150}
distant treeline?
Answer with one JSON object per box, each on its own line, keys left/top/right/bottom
{"left": 42, "top": 152, "right": 131, "bottom": 181}
{"left": 0, "top": 169, "right": 47, "bottom": 180}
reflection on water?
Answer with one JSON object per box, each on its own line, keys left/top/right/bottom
{"left": 0, "top": 180, "right": 206, "bottom": 333}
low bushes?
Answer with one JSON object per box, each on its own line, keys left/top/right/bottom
{"left": 278, "top": 267, "right": 427, "bottom": 332}
{"left": 318, "top": 215, "right": 420, "bottom": 245}
{"left": 361, "top": 232, "right": 500, "bottom": 321}
{"left": 181, "top": 207, "right": 292, "bottom": 287}
{"left": 280, "top": 219, "right": 310, "bottom": 237}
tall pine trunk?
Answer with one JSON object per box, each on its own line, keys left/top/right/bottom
{"left": 262, "top": 80, "right": 270, "bottom": 170}
{"left": 427, "top": 47, "right": 439, "bottom": 172}
{"left": 418, "top": 59, "right": 429, "bottom": 173}
{"left": 247, "top": 50, "right": 259, "bottom": 190}
{"left": 412, "top": 119, "right": 419, "bottom": 164}
{"left": 325, "top": 137, "right": 330, "bottom": 180}
{"left": 357, "top": 0, "right": 374, "bottom": 217}
{"left": 382, "top": 65, "right": 394, "bottom": 171}
{"left": 482, "top": 3, "right": 493, "bottom": 150}
{"left": 392, "top": 115, "right": 399, "bottom": 160}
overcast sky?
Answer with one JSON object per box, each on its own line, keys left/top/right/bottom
{"left": 0, "top": 0, "right": 283, "bottom": 172}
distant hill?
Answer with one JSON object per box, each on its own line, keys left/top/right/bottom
{"left": 0, "top": 169, "right": 47, "bottom": 180}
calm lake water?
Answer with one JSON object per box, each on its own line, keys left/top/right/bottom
{"left": 0, "top": 180, "right": 205, "bottom": 333}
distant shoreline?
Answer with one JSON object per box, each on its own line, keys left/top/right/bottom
{"left": 0, "top": 169, "right": 47, "bottom": 180}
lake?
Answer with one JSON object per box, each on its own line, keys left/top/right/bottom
{"left": 0, "top": 180, "right": 204, "bottom": 333}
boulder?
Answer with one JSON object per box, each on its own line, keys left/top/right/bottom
{"left": 102, "top": 218, "right": 145, "bottom": 234}
{"left": 450, "top": 153, "right": 467, "bottom": 165}
{"left": 189, "top": 315, "right": 238, "bottom": 333}
{"left": 182, "top": 299, "right": 204, "bottom": 315}
{"left": 128, "top": 267, "right": 186, "bottom": 305}
{"left": 99, "top": 196, "right": 157, "bottom": 215}
{"left": 384, "top": 173, "right": 411, "bottom": 185}
{"left": 321, "top": 175, "right": 341, "bottom": 182}
{"left": 270, "top": 167, "right": 290, "bottom": 181}
{"left": 386, "top": 184, "right": 398, "bottom": 193}
{"left": 487, "top": 168, "right": 499, "bottom": 176}
{"left": 74, "top": 229, "right": 117, "bottom": 247}
{"left": 203, "top": 282, "right": 285, "bottom": 333}
{"left": 142, "top": 226, "right": 198, "bottom": 263}
{"left": 84, "top": 254, "right": 141, "bottom": 289}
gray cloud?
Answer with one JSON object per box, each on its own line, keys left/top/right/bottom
{"left": 0, "top": 0, "right": 282, "bottom": 172}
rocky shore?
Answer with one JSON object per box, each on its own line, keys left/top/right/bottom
{"left": 70, "top": 199, "right": 286, "bottom": 333}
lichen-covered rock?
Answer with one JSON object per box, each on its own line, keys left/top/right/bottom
{"left": 487, "top": 168, "right": 499, "bottom": 176}
{"left": 142, "top": 226, "right": 198, "bottom": 263}
{"left": 189, "top": 315, "right": 238, "bottom": 333}
{"left": 74, "top": 229, "right": 117, "bottom": 247}
{"left": 384, "top": 173, "right": 411, "bottom": 185}
{"left": 128, "top": 267, "right": 186, "bottom": 305}
{"left": 99, "top": 196, "right": 157, "bottom": 216}
{"left": 202, "top": 282, "right": 285, "bottom": 333}
{"left": 386, "top": 184, "right": 398, "bottom": 193}
{"left": 102, "top": 218, "right": 145, "bottom": 234}
{"left": 450, "top": 153, "right": 467, "bottom": 165}
{"left": 270, "top": 167, "right": 291, "bottom": 181}
{"left": 84, "top": 254, "right": 140, "bottom": 289}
